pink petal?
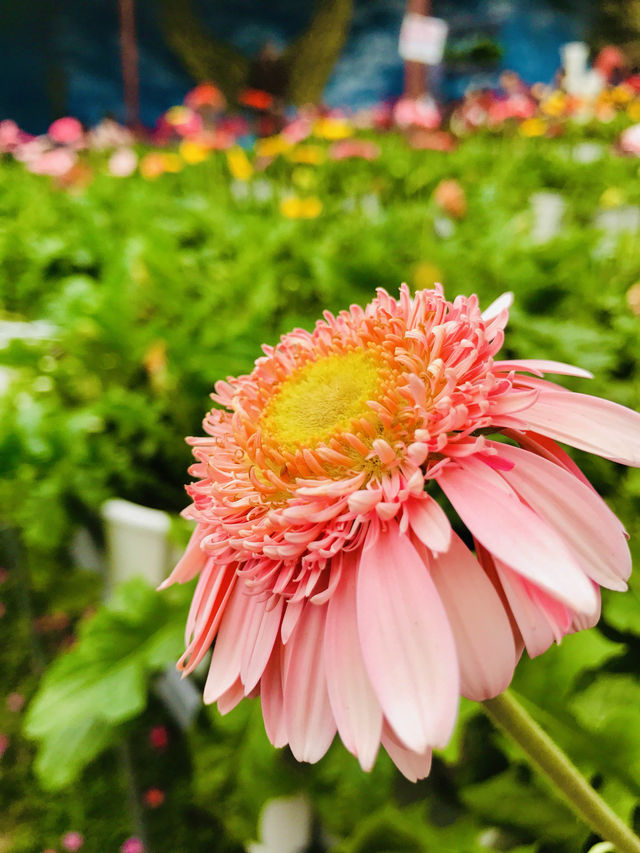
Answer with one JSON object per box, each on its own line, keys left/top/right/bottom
{"left": 515, "top": 382, "right": 640, "bottom": 466}
{"left": 407, "top": 442, "right": 429, "bottom": 466}
{"left": 241, "top": 595, "right": 284, "bottom": 693}
{"left": 283, "top": 601, "right": 336, "bottom": 763}
{"left": 324, "top": 550, "right": 382, "bottom": 771}
{"left": 437, "top": 460, "right": 598, "bottom": 614}
{"left": 260, "top": 643, "right": 288, "bottom": 748}
{"left": 488, "top": 387, "right": 539, "bottom": 416}
{"left": 178, "top": 563, "right": 236, "bottom": 674}
{"left": 310, "top": 556, "right": 343, "bottom": 605}
{"left": 348, "top": 488, "right": 383, "bottom": 515}
{"left": 372, "top": 438, "right": 396, "bottom": 465}
{"left": 381, "top": 722, "right": 432, "bottom": 782}
{"left": 203, "top": 582, "right": 254, "bottom": 703}
{"left": 375, "top": 501, "right": 401, "bottom": 520}
{"left": 493, "top": 442, "right": 630, "bottom": 590}
{"left": 481, "top": 291, "right": 513, "bottom": 323}
{"left": 217, "top": 678, "right": 245, "bottom": 715}
{"left": 406, "top": 495, "right": 452, "bottom": 553}
{"left": 527, "top": 580, "right": 573, "bottom": 637}
{"left": 281, "top": 599, "right": 304, "bottom": 644}
{"left": 357, "top": 521, "right": 459, "bottom": 753}
{"left": 571, "top": 584, "right": 601, "bottom": 632}
{"left": 426, "top": 532, "right": 518, "bottom": 701}
{"left": 183, "top": 556, "right": 215, "bottom": 643}
{"left": 493, "top": 560, "right": 567, "bottom": 657}
{"left": 494, "top": 359, "right": 593, "bottom": 379}
{"left": 503, "top": 429, "right": 596, "bottom": 491}
{"left": 158, "top": 525, "right": 207, "bottom": 588}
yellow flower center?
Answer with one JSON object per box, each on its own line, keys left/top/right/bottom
{"left": 261, "top": 349, "right": 381, "bottom": 450}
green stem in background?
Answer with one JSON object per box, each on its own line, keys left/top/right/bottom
{"left": 482, "top": 691, "right": 640, "bottom": 853}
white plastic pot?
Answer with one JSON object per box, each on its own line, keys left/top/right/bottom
{"left": 101, "top": 498, "right": 173, "bottom": 591}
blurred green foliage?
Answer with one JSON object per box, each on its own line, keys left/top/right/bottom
{"left": 1, "top": 127, "right": 640, "bottom": 851}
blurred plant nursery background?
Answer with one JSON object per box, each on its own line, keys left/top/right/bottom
{"left": 2, "top": 0, "right": 640, "bottom": 851}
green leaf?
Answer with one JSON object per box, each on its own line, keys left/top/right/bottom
{"left": 31, "top": 717, "right": 117, "bottom": 790}
{"left": 462, "top": 766, "right": 585, "bottom": 845}
{"left": 497, "top": 689, "right": 640, "bottom": 804}
{"left": 569, "top": 674, "right": 640, "bottom": 798}
{"left": 596, "top": 778, "right": 639, "bottom": 829}
{"left": 24, "top": 578, "right": 187, "bottom": 789}
{"left": 511, "top": 630, "right": 624, "bottom": 710}
{"left": 334, "top": 803, "right": 490, "bottom": 853}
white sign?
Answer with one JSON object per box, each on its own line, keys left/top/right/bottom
{"left": 399, "top": 14, "right": 448, "bottom": 66}
{"left": 561, "top": 41, "right": 603, "bottom": 98}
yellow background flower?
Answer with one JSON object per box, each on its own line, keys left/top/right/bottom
{"left": 280, "top": 196, "right": 323, "bottom": 218}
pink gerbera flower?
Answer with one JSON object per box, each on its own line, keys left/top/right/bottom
{"left": 162, "top": 285, "right": 639, "bottom": 780}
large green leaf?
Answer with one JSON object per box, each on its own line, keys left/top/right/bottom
{"left": 569, "top": 675, "right": 640, "bottom": 795}
{"left": 24, "top": 579, "right": 187, "bottom": 789}
{"left": 511, "top": 630, "right": 625, "bottom": 710}
{"left": 506, "top": 633, "right": 640, "bottom": 802}
{"left": 334, "top": 803, "right": 494, "bottom": 853}
{"left": 462, "top": 766, "right": 586, "bottom": 846}
{"left": 31, "top": 717, "right": 116, "bottom": 790}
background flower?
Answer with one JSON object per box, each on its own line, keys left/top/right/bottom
{"left": 120, "top": 838, "right": 144, "bottom": 853}
{"left": 48, "top": 117, "right": 84, "bottom": 147}
{"left": 61, "top": 831, "right": 84, "bottom": 852}
{"left": 108, "top": 148, "right": 138, "bottom": 177}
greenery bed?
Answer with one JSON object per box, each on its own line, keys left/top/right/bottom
{"left": 1, "top": 125, "right": 640, "bottom": 852}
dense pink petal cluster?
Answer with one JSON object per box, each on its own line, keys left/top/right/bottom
{"left": 163, "top": 285, "right": 640, "bottom": 780}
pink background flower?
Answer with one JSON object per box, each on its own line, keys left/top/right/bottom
{"left": 108, "top": 148, "right": 138, "bottom": 177}
{"left": 61, "top": 831, "right": 84, "bottom": 852}
{"left": 620, "top": 123, "right": 640, "bottom": 155}
{"left": 6, "top": 692, "right": 25, "bottom": 713}
{"left": 120, "top": 838, "right": 144, "bottom": 853}
{"left": 48, "top": 117, "right": 84, "bottom": 146}
{"left": 148, "top": 725, "right": 168, "bottom": 750}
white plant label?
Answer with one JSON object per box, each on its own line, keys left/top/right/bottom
{"left": 399, "top": 14, "right": 448, "bottom": 65}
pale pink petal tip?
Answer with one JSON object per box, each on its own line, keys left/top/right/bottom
{"left": 159, "top": 525, "right": 207, "bottom": 588}
{"left": 283, "top": 602, "right": 336, "bottom": 763}
{"left": 427, "top": 533, "right": 518, "bottom": 701}
{"left": 438, "top": 460, "right": 599, "bottom": 615}
{"left": 357, "top": 522, "right": 459, "bottom": 754}
{"left": 325, "top": 551, "right": 382, "bottom": 771}
{"left": 481, "top": 290, "right": 513, "bottom": 321}
{"left": 381, "top": 723, "right": 432, "bottom": 782}
{"left": 494, "top": 442, "right": 632, "bottom": 591}
{"left": 494, "top": 358, "right": 594, "bottom": 379}
{"left": 517, "top": 384, "right": 640, "bottom": 467}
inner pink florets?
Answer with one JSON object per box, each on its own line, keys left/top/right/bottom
{"left": 180, "top": 284, "right": 527, "bottom": 610}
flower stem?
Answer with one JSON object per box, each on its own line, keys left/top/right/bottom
{"left": 482, "top": 690, "right": 640, "bottom": 853}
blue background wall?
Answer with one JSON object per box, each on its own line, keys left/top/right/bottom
{"left": 0, "top": 0, "right": 590, "bottom": 133}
